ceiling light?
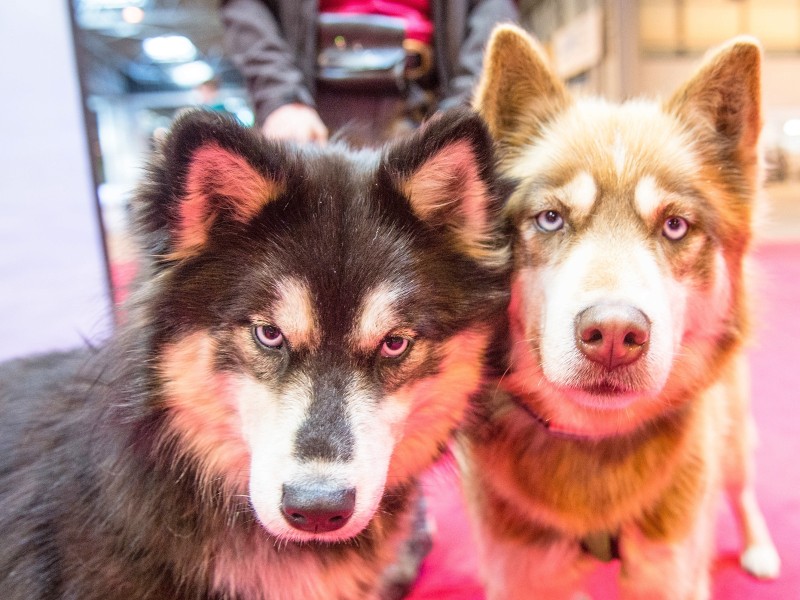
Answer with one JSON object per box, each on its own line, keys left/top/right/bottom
{"left": 143, "top": 35, "right": 197, "bottom": 63}
{"left": 122, "top": 6, "right": 145, "bottom": 24}
{"left": 170, "top": 61, "right": 214, "bottom": 87}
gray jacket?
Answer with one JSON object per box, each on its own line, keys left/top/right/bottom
{"left": 220, "top": 0, "right": 518, "bottom": 125}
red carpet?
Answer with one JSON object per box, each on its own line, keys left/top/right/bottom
{"left": 408, "top": 242, "right": 800, "bottom": 600}
{"left": 112, "top": 243, "right": 800, "bottom": 598}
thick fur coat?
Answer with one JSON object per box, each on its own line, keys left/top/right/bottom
{"left": 457, "top": 25, "right": 780, "bottom": 599}
{"left": 0, "top": 109, "right": 509, "bottom": 599}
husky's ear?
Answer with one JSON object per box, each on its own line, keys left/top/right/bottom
{"left": 474, "top": 24, "right": 570, "bottom": 146}
{"left": 666, "top": 37, "right": 762, "bottom": 175}
{"left": 136, "top": 110, "right": 284, "bottom": 260}
{"left": 383, "top": 109, "right": 506, "bottom": 265}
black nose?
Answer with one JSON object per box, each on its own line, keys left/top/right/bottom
{"left": 575, "top": 303, "right": 650, "bottom": 370}
{"left": 281, "top": 484, "right": 356, "bottom": 533}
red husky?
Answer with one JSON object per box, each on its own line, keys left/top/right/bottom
{"left": 458, "top": 25, "right": 780, "bottom": 599}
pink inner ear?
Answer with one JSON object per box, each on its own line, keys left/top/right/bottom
{"left": 452, "top": 147, "right": 490, "bottom": 235}
{"left": 403, "top": 140, "right": 490, "bottom": 235}
{"left": 178, "top": 144, "right": 282, "bottom": 253}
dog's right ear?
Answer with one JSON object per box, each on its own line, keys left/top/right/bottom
{"left": 135, "top": 110, "right": 284, "bottom": 261}
{"left": 475, "top": 24, "right": 570, "bottom": 147}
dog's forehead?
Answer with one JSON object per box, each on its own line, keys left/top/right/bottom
{"left": 245, "top": 152, "right": 418, "bottom": 347}
{"left": 508, "top": 99, "right": 703, "bottom": 221}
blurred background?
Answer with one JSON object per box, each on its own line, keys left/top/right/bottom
{"left": 0, "top": 2, "right": 798, "bottom": 599}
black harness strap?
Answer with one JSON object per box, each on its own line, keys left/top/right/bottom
{"left": 580, "top": 530, "right": 621, "bottom": 562}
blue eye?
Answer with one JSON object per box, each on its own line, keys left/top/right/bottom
{"left": 663, "top": 216, "right": 689, "bottom": 241}
{"left": 380, "top": 336, "right": 410, "bottom": 359}
{"left": 535, "top": 210, "right": 564, "bottom": 232}
{"left": 253, "top": 325, "right": 284, "bottom": 349}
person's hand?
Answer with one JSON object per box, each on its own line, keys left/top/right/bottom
{"left": 261, "top": 104, "right": 328, "bottom": 145}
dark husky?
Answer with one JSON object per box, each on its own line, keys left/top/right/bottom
{"left": 0, "top": 109, "right": 509, "bottom": 600}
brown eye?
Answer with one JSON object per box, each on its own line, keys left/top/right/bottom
{"left": 253, "top": 325, "right": 284, "bottom": 349}
{"left": 663, "top": 216, "right": 689, "bottom": 241}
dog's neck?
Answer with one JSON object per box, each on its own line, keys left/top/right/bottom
{"left": 507, "top": 393, "right": 693, "bottom": 443}
{"left": 508, "top": 395, "right": 604, "bottom": 441}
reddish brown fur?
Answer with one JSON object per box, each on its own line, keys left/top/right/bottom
{"left": 386, "top": 329, "right": 491, "bottom": 483}
{"left": 458, "top": 25, "right": 779, "bottom": 599}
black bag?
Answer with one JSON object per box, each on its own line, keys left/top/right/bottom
{"left": 316, "top": 13, "right": 408, "bottom": 92}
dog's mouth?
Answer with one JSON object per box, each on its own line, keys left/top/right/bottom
{"left": 562, "top": 376, "right": 643, "bottom": 410}
{"left": 580, "top": 381, "right": 632, "bottom": 396}
{"left": 561, "top": 356, "right": 661, "bottom": 401}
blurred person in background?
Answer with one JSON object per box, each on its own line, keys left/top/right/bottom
{"left": 220, "top": 0, "right": 518, "bottom": 145}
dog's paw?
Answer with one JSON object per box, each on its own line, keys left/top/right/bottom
{"left": 740, "top": 544, "right": 781, "bottom": 579}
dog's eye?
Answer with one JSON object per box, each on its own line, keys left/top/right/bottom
{"left": 253, "top": 325, "right": 285, "bottom": 349}
{"left": 663, "top": 216, "right": 689, "bottom": 241}
{"left": 380, "top": 336, "right": 411, "bottom": 359}
{"left": 535, "top": 210, "right": 564, "bottom": 232}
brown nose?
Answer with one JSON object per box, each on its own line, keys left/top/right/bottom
{"left": 575, "top": 303, "right": 650, "bottom": 370}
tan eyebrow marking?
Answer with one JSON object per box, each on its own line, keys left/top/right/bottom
{"left": 271, "top": 277, "right": 319, "bottom": 351}
{"left": 559, "top": 170, "right": 597, "bottom": 220}
{"left": 634, "top": 175, "right": 665, "bottom": 221}
{"left": 350, "top": 282, "right": 407, "bottom": 352}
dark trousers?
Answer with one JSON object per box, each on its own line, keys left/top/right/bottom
{"left": 316, "top": 85, "right": 434, "bottom": 146}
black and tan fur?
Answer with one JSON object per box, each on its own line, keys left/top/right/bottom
{"left": 0, "top": 109, "right": 509, "bottom": 599}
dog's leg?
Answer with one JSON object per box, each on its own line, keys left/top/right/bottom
{"left": 725, "top": 424, "right": 781, "bottom": 580}
{"left": 722, "top": 357, "right": 780, "bottom": 579}
{"left": 728, "top": 484, "right": 781, "bottom": 579}
{"left": 618, "top": 520, "right": 715, "bottom": 600}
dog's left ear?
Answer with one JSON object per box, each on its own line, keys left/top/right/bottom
{"left": 383, "top": 109, "right": 506, "bottom": 265}
{"left": 666, "top": 37, "right": 762, "bottom": 175}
